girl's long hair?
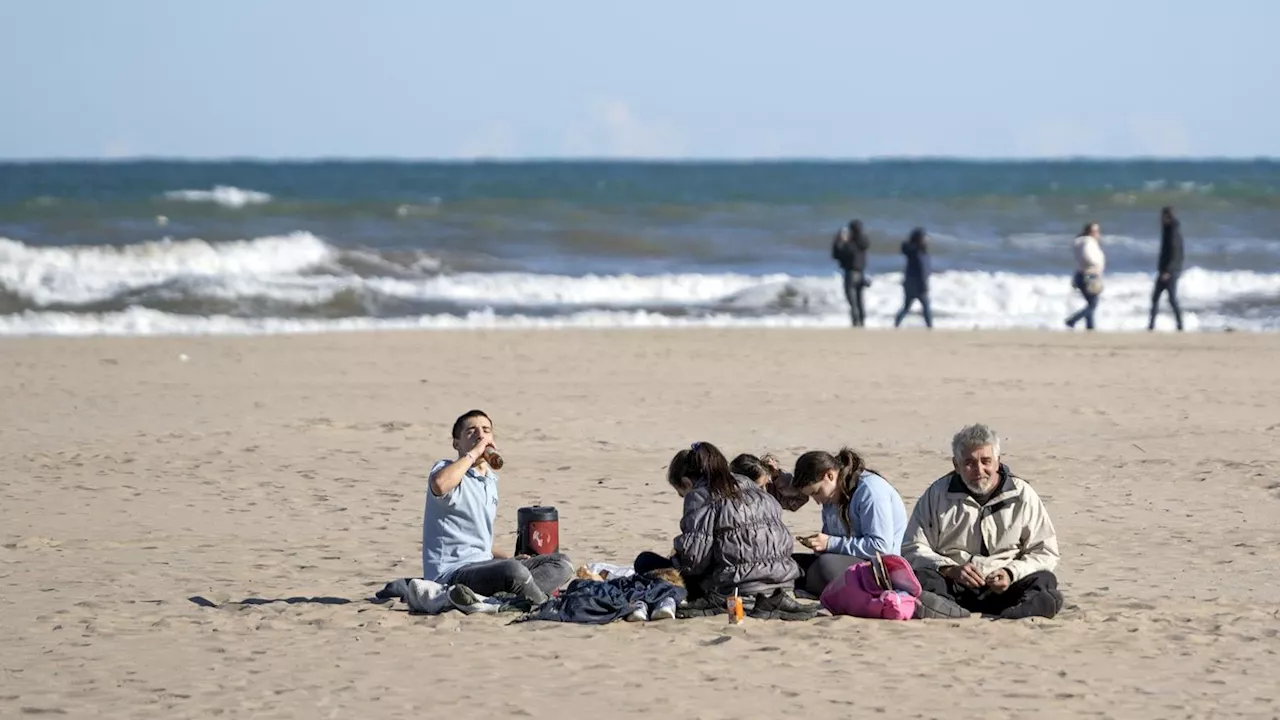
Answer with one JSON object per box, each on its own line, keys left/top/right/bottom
{"left": 668, "top": 441, "right": 741, "bottom": 500}
{"left": 792, "top": 447, "right": 872, "bottom": 532}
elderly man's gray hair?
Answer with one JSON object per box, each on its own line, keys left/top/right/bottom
{"left": 952, "top": 424, "right": 1001, "bottom": 461}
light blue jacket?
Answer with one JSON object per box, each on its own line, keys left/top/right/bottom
{"left": 821, "top": 471, "right": 908, "bottom": 558}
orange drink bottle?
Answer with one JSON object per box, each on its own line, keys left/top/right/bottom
{"left": 727, "top": 589, "right": 744, "bottom": 624}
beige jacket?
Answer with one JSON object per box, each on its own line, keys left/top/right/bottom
{"left": 1073, "top": 235, "right": 1105, "bottom": 275}
{"left": 902, "top": 467, "right": 1059, "bottom": 582}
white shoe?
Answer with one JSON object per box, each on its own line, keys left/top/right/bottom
{"left": 403, "top": 579, "right": 452, "bottom": 614}
{"left": 624, "top": 600, "right": 648, "bottom": 622}
{"left": 650, "top": 597, "right": 677, "bottom": 621}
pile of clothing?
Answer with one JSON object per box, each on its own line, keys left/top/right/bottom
{"left": 376, "top": 562, "right": 688, "bottom": 625}
{"left": 517, "top": 572, "right": 687, "bottom": 625}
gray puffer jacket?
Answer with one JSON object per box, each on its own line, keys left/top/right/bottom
{"left": 673, "top": 474, "right": 801, "bottom": 597}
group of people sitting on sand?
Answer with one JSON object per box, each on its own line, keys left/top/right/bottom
{"left": 420, "top": 409, "right": 1064, "bottom": 621}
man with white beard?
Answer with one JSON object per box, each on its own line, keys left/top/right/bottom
{"left": 902, "top": 424, "right": 1064, "bottom": 619}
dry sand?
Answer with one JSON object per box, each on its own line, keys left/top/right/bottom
{"left": 3, "top": 329, "right": 1280, "bottom": 719}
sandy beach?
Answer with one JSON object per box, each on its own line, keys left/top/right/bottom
{"left": 3, "top": 328, "right": 1280, "bottom": 719}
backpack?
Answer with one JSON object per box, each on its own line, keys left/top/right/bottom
{"left": 819, "top": 552, "right": 921, "bottom": 621}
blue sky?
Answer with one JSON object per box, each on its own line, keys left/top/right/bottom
{"left": 2, "top": 1, "right": 1276, "bottom": 159}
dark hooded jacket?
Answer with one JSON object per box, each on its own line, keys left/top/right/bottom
{"left": 832, "top": 221, "right": 870, "bottom": 273}
{"left": 673, "top": 474, "right": 801, "bottom": 597}
{"left": 901, "top": 230, "right": 931, "bottom": 296}
{"left": 1158, "top": 215, "right": 1185, "bottom": 275}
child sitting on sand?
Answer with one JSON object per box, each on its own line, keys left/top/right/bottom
{"left": 730, "top": 452, "right": 810, "bottom": 511}
{"left": 635, "top": 442, "right": 817, "bottom": 620}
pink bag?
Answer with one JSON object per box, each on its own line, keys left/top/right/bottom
{"left": 819, "top": 553, "right": 922, "bottom": 621}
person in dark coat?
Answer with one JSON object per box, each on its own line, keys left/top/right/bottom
{"left": 1148, "top": 206, "right": 1185, "bottom": 331}
{"left": 831, "top": 219, "right": 871, "bottom": 327}
{"left": 894, "top": 227, "right": 933, "bottom": 328}
{"left": 634, "top": 442, "right": 817, "bottom": 620}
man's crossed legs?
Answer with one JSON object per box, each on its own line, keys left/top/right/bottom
{"left": 450, "top": 554, "right": 575, "bottom": 605}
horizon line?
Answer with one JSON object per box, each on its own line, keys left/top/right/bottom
{"left": 2, "top": 154, "right": 1279, "bottom": 165}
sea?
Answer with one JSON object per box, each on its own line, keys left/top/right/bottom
{"left": 2, "top": 160, "right": 1279, "bottom": 336}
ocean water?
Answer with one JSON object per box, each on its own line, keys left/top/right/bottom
{"left": 2, "top": 160, "right": 1279, "bottom": 336}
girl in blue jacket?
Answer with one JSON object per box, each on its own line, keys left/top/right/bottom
{"left": 790, "top": 447, "right": 908, "bottom": 597}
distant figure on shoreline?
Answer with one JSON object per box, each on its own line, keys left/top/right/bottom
{"left": 1149, "top": 206, "right": 1185, "bottom": 331}
{"left": 831, "top": 219, "right": 870, "bottom": 327}
{"left": 894, "top": 227, "right": 933, "bottom": 329}
{"left": 1065, "top": 222, "right": 1105, "bottom": 331}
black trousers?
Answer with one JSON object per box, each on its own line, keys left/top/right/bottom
{"left": 916, "top": 567, "right": 1063, "bottom": 619}
{"left": 793, "top": 552, "right": 862, "bottom": 597}
{"left": 895, "top": 291, "right": 933, "bottom": 328}
{"left": 843, "top": 270, "right": 867, "bottom": 327}
{"left": 1149, "top": 273, "right": 1183, "bottom": 330}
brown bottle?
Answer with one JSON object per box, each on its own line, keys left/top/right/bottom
{"left": 482, "top": 446, "right": 505, "bottom": 470}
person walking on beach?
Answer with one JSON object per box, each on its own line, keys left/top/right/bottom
{"left": 1065, "top": 222, "right": 1105, "bottom": 331}
{"left": 1149, "top": 206, "right": 1185, "bottom": 331}
{"left": 831, "top": 219, "right": 870, "bottom": 327}
{"left": 893, "top": 227, "right": 933, "bottom": 328}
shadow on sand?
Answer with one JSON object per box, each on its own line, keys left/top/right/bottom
{"left": 188, "top": 595, "right": 354, "bottom": 608}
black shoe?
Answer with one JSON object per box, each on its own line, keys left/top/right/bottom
{"left": 913, "top": 590, "right": 971, "bottom": 619}
{"left": 1048, "top": 588, "right": 1065, "bottom": 614}
{"left": 675, "top": 595, "right": 728, "bottom": 619}
{"left": 375, "top": 578, "right": 411, "bottom": 601}
{"left": 748, "top": 590, "right": 819, "bottom": 621}
{"left": 997, "top": 588, "right": 1064, "bottom": 620}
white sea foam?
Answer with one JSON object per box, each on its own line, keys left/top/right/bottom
{"left": 2, "top": 235, "right": 1278, "bottom": 335}
{"left": 0, "top": 233, "right": 334, "bottom": 306}
{"left": 0, "top": 291, "right": 1274, "bottom": 337}
{"left": 162, "top": 186, "right": 273, "bottom": 208}
{"left": 1141, "top": 179, "right": 1214, "bottom": 194}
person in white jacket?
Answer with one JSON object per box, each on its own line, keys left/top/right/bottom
{"left": 1065, "top": 222, "right": 1106, "bottom": 330}
{"left": 902, "top": 424, "right": 1064, "bottom": 619}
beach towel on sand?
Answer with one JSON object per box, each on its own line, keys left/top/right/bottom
{"left": 517, "top": 575, "right": 686, "bottom": 624}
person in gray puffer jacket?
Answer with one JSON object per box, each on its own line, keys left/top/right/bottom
{"left": 644, "top": 441, "right": 815, "bottom": 620}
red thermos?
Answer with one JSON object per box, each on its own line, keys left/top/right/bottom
{"left": 515, "top": 506, "right": 559, "bottom": 556}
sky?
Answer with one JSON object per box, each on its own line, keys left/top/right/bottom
{"left": 2, "top": 1, "right": 1277, "bottom": 160}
